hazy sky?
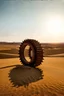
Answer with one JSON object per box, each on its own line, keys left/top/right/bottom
{"left": 0, "top": 0, "right": 64, "bottom": 43}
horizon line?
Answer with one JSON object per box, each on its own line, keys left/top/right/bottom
{"left": 0, "top": 41, "right": 64, "bottom": 44}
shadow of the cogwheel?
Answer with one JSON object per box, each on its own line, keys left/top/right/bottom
{"left": 8, "top": 65, "right": 44, "bottom": 87}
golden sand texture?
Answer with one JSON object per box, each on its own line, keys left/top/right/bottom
{"left": 0, "top": 57, "right": 64, "bottom": 96}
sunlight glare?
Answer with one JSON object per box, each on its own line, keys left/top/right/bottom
{"left": 46, "top": 16, "right": 62, "bottom": 35}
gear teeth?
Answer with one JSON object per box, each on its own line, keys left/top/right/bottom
{"left": 19, "top": 39, "right": 44, "bottom": 67}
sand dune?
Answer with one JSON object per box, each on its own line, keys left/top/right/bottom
{"left": 0, "top": 43, "right": 64, "bottom": 96}
{"left": 0, "top": 57, "right": 64, "bottom": 96}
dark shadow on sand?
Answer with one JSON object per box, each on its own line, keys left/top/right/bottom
{"left": 0, "top": 48, "right": 64, "bottom": 59}
{"left": 0, "top": 65, "right": 18, "bottom": 69}
{"left": 0, "top": 49, "right": 18, "bottom": 54}
{"left": 8, "top": 65, "right": 43, "bottom": 87}
{"left": 0, "top": 53, "right": 19, "bottom": 59}
{"left": 0, "top": 49, "right": 19, "bottom": 59}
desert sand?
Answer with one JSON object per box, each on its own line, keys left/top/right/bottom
{"left": 0, "top": 43, "right": 64, "bottom": 96}
{"left": 0, "top": 57, "right": 64, "bottom": 96}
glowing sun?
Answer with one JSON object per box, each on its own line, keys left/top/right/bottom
{"left": 46, "top": 16, "right": 62, "bottom": 34}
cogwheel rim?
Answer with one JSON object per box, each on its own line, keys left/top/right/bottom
{"left": 19, "top": 39, "right": 44, "bottom": 67}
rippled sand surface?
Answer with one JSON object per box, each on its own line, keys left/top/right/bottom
{"left": 0, "top": 57, "right": 64, "bottom": 96}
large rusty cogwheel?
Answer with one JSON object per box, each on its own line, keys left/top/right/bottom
{"left": 19, "top": 39, "right": 44, "bottom": 67}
